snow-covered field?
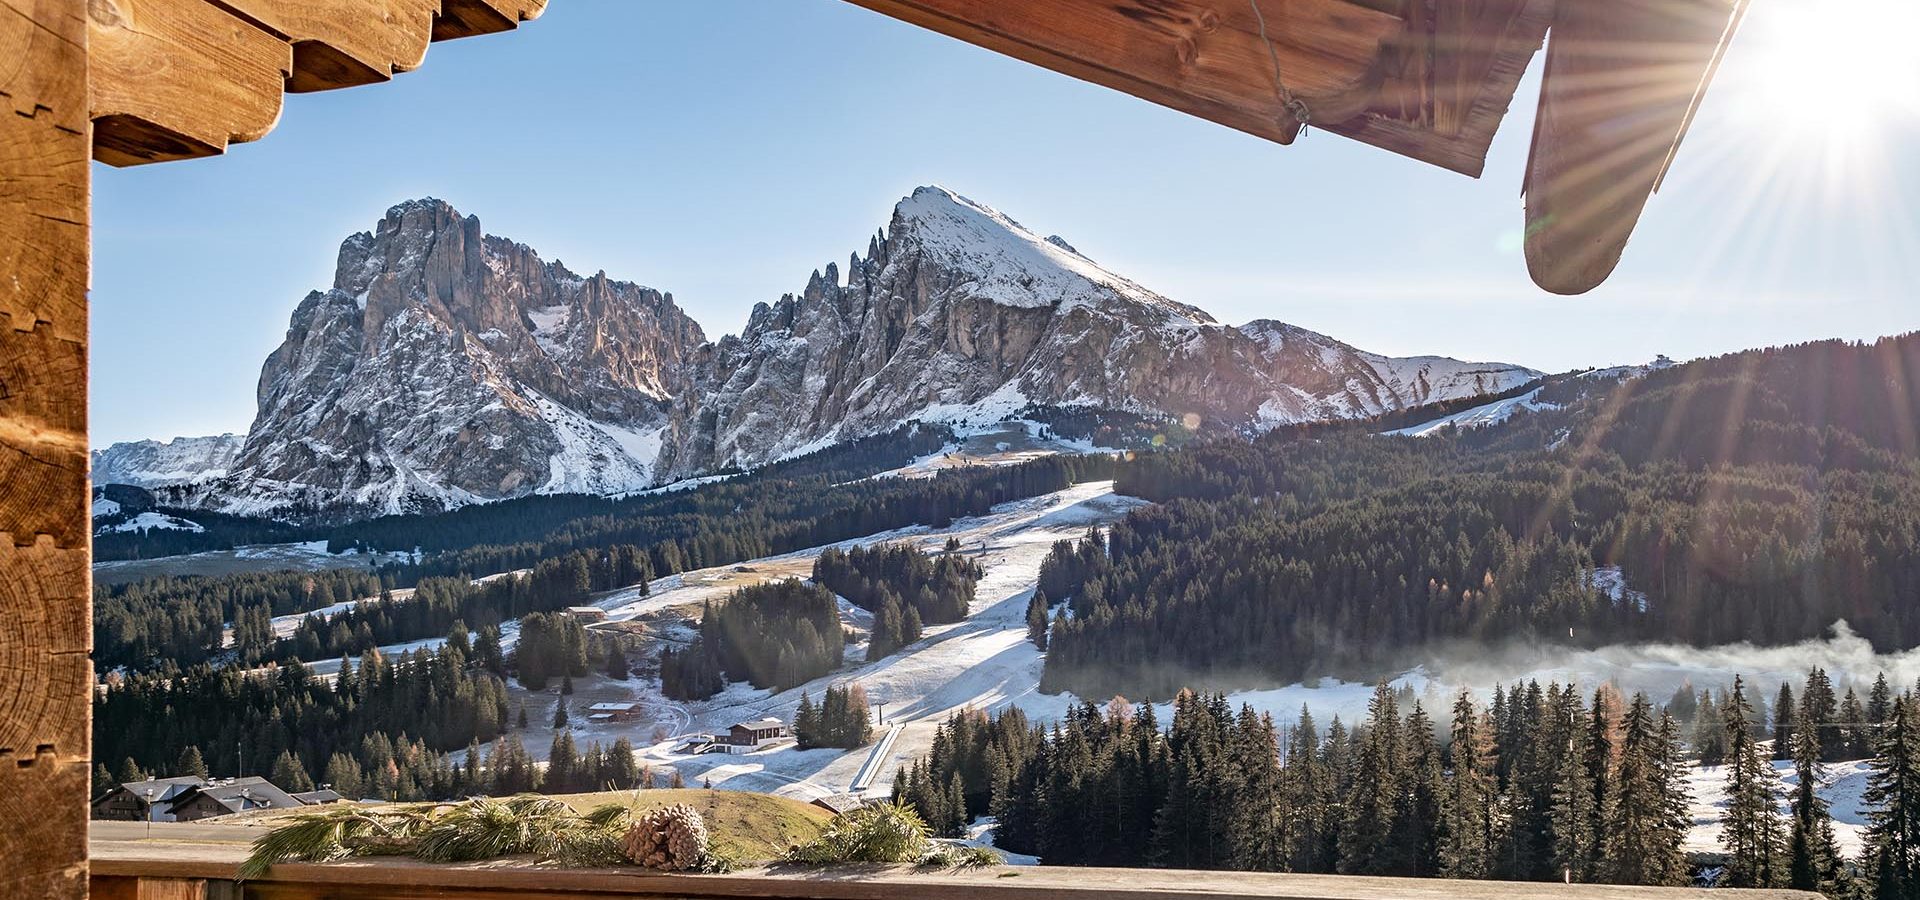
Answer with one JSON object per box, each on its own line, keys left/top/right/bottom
{"left": 1685, "top": 754, "right": 1874, "bottom": 858}
{"left": 1382, "top": 387, "right": 1556, "bottom": 437}
{"left": 93, "top": 540, "right": 413, "bottom": 586}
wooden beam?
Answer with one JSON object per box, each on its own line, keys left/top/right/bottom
{"left": 433, "top": 0, "right": 547, "bottom": 41}
{"left": 1523, "top": 0, "right": 1740, "bottom": 293}
{"left": 0, "top": 2, "right": 90, "bottom": 895}
{"left": 842, "top": 0, "right": 1407, "bottom": 146}
{"left": 88, "top": 0, "right": 291, "bottom": 165}
{"left": 88, "top": 0, "right": 546, "bottom": 164}
{"left": 217, "top": 0, "right": 441, "bottom": 93}
{"left": 1323, "top": 0, "right": 1551, "bottom": 176}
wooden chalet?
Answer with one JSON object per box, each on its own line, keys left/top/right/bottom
{"left": 89, "top": 776, "right": 207, "bottom": 823}
{"left": 0, "top": 0, "right": 1753, "bottom": 897}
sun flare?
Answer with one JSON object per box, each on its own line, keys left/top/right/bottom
{"left": 1720, "top": 0, "right": 1920, "bottom": 151}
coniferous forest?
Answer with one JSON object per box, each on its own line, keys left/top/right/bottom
{"left": 660, "top": 580, "right": 845, "bottom": 700}
{"left": 1041, "top": 336, "right": 1920, "bottom": 699}
{"left": 814, "top": 538, "right": 983, "bottom": 659}
{"left": 897, "top": 672, "right": 1920, "bottom": 895}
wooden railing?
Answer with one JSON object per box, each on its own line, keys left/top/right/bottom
{"left": 91, "top": 842, "right": 1821, "bottom": 900}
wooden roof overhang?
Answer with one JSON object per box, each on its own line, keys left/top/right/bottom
{"left": 847, "top": 0, "right": 1748, "bottom": 295}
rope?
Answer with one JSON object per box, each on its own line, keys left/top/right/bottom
{"left": 1247, "top": 0, "right": 1312, "bottom": 134}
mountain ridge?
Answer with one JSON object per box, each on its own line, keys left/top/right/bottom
{"left": 111, "top": 187, "right": 1541, "bottom": 521}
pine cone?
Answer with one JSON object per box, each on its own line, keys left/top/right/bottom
{"left": 621, "top": 804, "right": 709, "bottom": 871}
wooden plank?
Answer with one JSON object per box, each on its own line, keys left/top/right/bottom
{"left": 93, "top": 874, "right": 230, "bottom": 900}
{"left": 1522, "top": 0, "right": 1738, "bottom": 293}
{"left": 0, "top": 0, "right": 89, "bottom": 344}
{"left": 88, "top": 0, "right": 291, "bottom": 165}
{"left": 91, "top": 848, "right": 1826, "bottom": 900}
{"left": 842, "top": 0, "right": 1406, "bottom": 146}
{"left": 1324, "top": 0, "right": 1550, "bottom": 175}
{"left": 216, "top": 0, "right": 440, "bottom": 92}
{"left": 433, "top": 0, "right": 547, "bottom": 41}
{"left": 0, "top": 5, "right": 90, "bottom": 898}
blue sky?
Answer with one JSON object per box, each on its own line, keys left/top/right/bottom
{"left": 90, "top": 0, "right": 1920, "bottom": 447}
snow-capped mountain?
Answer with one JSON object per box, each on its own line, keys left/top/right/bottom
{"left": 655, "top": 187, "right": 1538, "bottom": 477}
{"left": 149, "top": 189, "right": 1539, "bottom": 520}
{"left": 91, "top": 434, "right": 245, "bottom": 488}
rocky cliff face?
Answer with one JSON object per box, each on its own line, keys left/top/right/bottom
{"left": 149, "top": 189, "right": 1537, "bottom": 520}
{"left": 655, "top": 187, "right": 1538, "bottom": 477}
{"left": 183, "top": 199, "right": 705, "bottom": 518}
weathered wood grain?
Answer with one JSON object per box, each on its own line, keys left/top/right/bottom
{"left": 219, "top": 0, "right": 440, "bottom": 92}
{"left": 89, "top": 0, "right": 291, "bottom": 165}
{"left": 1324, "top": 0, "right": 1551, "bottom": 176}
{"left": 90, "top": 848, "right": 1825, "bottom": 900}
{"left": 0, "top": 4, "right": 89, "bottom": 898}
{"left": 842, "top": 0, "right": 1405, "bottom": 146}
{"left": 433, "top": 0, "right": 547, "bottom": 41}
{"left": 1523, "top": 0, "right": 1738, "bottom": 293}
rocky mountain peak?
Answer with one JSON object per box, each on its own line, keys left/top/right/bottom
{"left": 144, "top": 188, "right": 1539, "bottom": 521}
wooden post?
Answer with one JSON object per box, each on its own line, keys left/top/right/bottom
{"left": 0, "top": 1, "right": 92, "bottom": 899}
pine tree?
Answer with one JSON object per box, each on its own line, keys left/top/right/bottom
{"left": 1774, "top": 681, "right": 1796, "bottom": 761}
{"left": 270, "top": 750, "right": 314, "bottom": 792}
{"left": 1695, "top": 689, "right": 1725, "bottom": 765}
{"left": 1027, "top": 590, "right": 1050, "bottom": 650}
{"left": 1786, "top": 714, "right": 1843, "bottom": 895}
{"left": 1870, "top": 673, "right": 1895, "bottom": 726}
{"left": 174, "top": 744, "right": 208, "bottom": 779}
{"left": 1803, "top": 667, "right": 1839, "bottom": 762}
{"left": 92, "top": 763, "right": 115, "bottom": 799}
{"left": 1389, "top": 702, "right": 1442, "bottom": 877}
{"left": 113, "top": 757, "right": 149, "bottom": 787}
{"left": 561, "top": 674, "right": 574, "bottom": 696}
{"left": 1283, "top": 706, "right": 1329, "bottom": 873}
{"left": 1598, "top": 694, "right": 1687, "bottom": 885}
{"left": 553, "top": 700, "right": 569, "bottom": 729}
{"left": 1551, "top": 690, "right": 1599, "bottom": 882}
{"left": 1721, "top": 675, "right": 1785, "bottom": 888}
{"left": 794, "top": 691, "right": 820, "bottom": 749}
{"left": 1866, "top": 695, "right": 1920, "bottom": 900}
{"left": 1441, "top": 692, "right": 1496, "bottom": 879}
{"left": 1338, "top": 683, "right": 1402, "bottom": 875}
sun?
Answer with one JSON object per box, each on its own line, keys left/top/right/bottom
{"left": 1718, "top": 0, "right": 1920, "bottom": 152}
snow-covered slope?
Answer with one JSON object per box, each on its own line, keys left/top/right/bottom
{"left": 91, "top": 434, "right": 243, "bottom": 487}
{"left": 171, "top": 189, "right": 1541, "bottom": 521}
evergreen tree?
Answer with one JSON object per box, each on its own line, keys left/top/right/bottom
{"left": 174, "top": 744, "right": 208, "bottom": 779}
{"left": 1441, "top": 691, "right": 1496, "bottom": 879}
{"left": 1551, "top": 689, "right": 1599, "bottom": 882}
{"left": 1786, "top": 714, "right": 1843, "bottom": 895}
{"left": 270, "top": 750, "right": 314, "bottom": 792}
{"left": 794, "top": 691, "right": 820, "bottom": 748}
{"left": 1027, "top": 590, "right": 1050, "bottom": 650}
{"left": 1720, "top": 676, "right": 1785, "bottom": 888}
{"left": 1598, "top": 694, "right": 1687, "bottom": 886}
{"left": 1802, "top": 667, "right": 1839, "bottom": 762}
{"left": 553, "top": 700, "right": 569, "bottom": 729}
{"left": 1866, "top": 695, "right": 1920, "bottom": 900}
{"left": 114, "top": 757, "right": 149, "bottom": 786}
{"left": 1695, "top": 689, "right": 1725, "bottom": 765}
{"left": 1389, "top": 702, "right": 1442, "bottom": 877}
{"left": 1338, "top": 684, "right": 1402, "bottom": 875}
{"left": 1774, "top": 681, "right": 1796, "bottom": 761}
{"left": 92, "top": 763, "right": 115, "bottom": 799}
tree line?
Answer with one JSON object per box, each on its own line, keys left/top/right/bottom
{"left": 661, "top": 580, "right": 845, "bottom": 700}
{"left": 795, "top": 685, "right": 875, "bottom": 750}
{"left": 814, "top": 538, "right": 982, "bottom": 659}
{"left": 1034, "top": 335, "right": 1920, "bottom": 700}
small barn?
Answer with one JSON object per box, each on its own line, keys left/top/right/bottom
{"left": 564, "top": 606, "right": 608, "bottom": 624}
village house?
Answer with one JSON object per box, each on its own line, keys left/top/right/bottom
{"left": 162, "top": 777, "right": 306, "bottom": 822}
{"left": 718, "top": 717, "right": 791, "bottom": 754}
{"left": 90, "top": 776, "right": 208, "bottom": 822}
{"left": 584, "top": 701, "right": 642, "bottom": 724}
